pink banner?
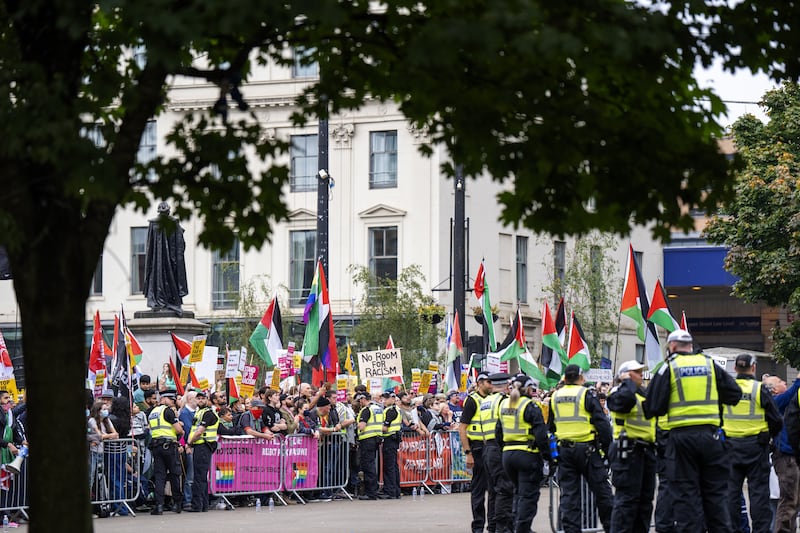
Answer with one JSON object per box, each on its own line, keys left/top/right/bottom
{"left": 283, "top": 434, "right": 320, "bottom": 490}
{"left": 211, "top": 436, "right": 282, "bottom": 493}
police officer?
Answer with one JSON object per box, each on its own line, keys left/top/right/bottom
{"left": 459, "top": 371, "right": 498, "bottom": 533}
{"left": 548, "top": 364, "right": 613, "bottom": 533}
{"left": 148, "top": 389, "right": 184, "bottom": 515}
{"left": 607, "top": 360, "right": 656, "bottom": 533}
{"left": 495, "top": 374, "right": 549, "bottom": 533}
{"left": 187, "top": 391, "right": 219, "bottom": 512}
{"left": 482, "top": 373, "right": 516, "bottom": 533}
{"left": 381, "top": 391, "right": 402, "bottom": 499}
{"left": 355, "top": 391, "right": 384, "bottom": 500}
{"left": 643, "top": 329, "right": 741, "bottom": 533}
{"left": 723, "top": 353, "right": 781, "bottom": 533}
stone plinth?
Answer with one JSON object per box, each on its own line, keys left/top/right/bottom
{"left": 127, "top": 312, "right": 210, "bottom": 380}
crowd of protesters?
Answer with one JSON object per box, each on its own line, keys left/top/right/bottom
{"left": 83, "top": 375, "right": 472, "bottom": 518}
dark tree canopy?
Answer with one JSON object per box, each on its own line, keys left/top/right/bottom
{"left": 2, "top": 1, "right": 800, "bottom": 530}
{"left": 705, "top": 82, "right": 800, "bottom": 366}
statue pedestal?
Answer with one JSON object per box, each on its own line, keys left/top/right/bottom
{"left": 128, "top": 311, "right": 210, "bottom": 381}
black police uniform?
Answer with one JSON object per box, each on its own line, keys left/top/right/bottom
{"left": 495, "top": 395, "right": 549, "bottom": 533}
{"left": 461, "top": 390, "right": 497, "bottom": 533}
{"left": 190, "top": 408, "right": 219, "bottom": 512}
{"left": 482, "top": 391, "right": 516, "bottom": 533}
{"left": 607, "top": 378, "right": 657, "bottom": 533}
{"left": 643, "top": 351, "right": 742, "bottom": 533}
{"left": 725, "top": 372, "right": 781, "bottom": 533}
{"left": 357, "top": 402, "right": 382, "bottom": 499}
{"left": 381, "top": 405, "right": 401, "bottom": 499}
{"left": 548, "top": 384, "right": 613, "bottom": 533}
{"left": 149, "top": 405, "right": 183, "bottom": 513}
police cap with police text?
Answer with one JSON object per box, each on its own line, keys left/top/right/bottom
{"left": 735, "top": 353, "right": 756, "bottom": 368}
{"left": 488, "top": 372, "right": 512, "bottom": 386}
{"left": 476, "top": 371, "right": 491, "bottom": 382}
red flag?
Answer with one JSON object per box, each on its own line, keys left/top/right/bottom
{"left": 386, "top": 336, "right": 395, "bottom": 349}
{"left": 88, "top": 311, "right": 105, "bottom": 374}
{"left": 168, "top": 356, "right": 185, "bottom": 396}
{"left": 170, "top": 332, "right": 192, "bottom": 363}
{"left": 680, "top": 311, "right": 689, "bottom": 332}
{"left": 188, "top": 367, "right": 201, "bottom": 389}
{"left": 0, "top": 331, "right": 13, "bottom": 380}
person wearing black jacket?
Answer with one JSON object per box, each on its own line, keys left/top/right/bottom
{"left": 643, "top": 330, "right": 742, "bottom": 533}
{"left": 548, "top": 364, "right": 613, "bottom": 533}
{"left": 722, "top": 353, "right": 782, "bottom": 533}
{"left": 607, "top": 360, "right": 656, "bottom": 533}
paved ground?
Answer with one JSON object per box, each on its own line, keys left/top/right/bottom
{"left": 12, "top": 490, "right": 560, "bottom": 532}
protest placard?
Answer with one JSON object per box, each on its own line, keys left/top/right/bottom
{"left": 357, "top": 349, "right": 403, "bottom": 380}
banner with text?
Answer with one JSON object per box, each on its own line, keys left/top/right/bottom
{"left": 357, "top": 349, "right": 403, "bottom": 381}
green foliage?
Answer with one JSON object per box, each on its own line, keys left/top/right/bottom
{"left": 349, "top": 265, "right": 442, "bottom": 382}
{"left": 704, "top": 82, "right": 800, "bottom": 366}
{"left": 543, "top": 234, "right": 621, "bottom": 363}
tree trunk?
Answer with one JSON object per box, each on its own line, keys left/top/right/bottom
{"left": 12, "top": 209, "right": 104, "bottom": 532}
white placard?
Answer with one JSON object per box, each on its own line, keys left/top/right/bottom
{"left": 585, "top": 368, "right": 613, "bottom": 383}
{"left": 357, "top": 349, "right": 403, "bottom": 380}
{"left": 225, "top": 349, "right": 240, "bottom": 378}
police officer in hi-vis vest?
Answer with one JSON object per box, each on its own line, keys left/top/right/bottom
{"left": 607, "top": 359, "right": 656, "bottom": 533}
{"left": 495, "top": 374, "right": 549, "bottom": 533}
{"left": 355, "top": 391, "right": 384, "bottom": 500}
{"left": 459, "top": 371, "right": 498, "bottom": 533}
{"left": 381, "top": 391, "right": 402, "bottom": 499}
{"left": 644, "top": 329, "right": 741, "bottom": 533}
{"left": 148, "top": 389, "right": 185, "bottom": 515}
{"left": 187, "top": 391, "right": 220, "bottom": 512}
{"left": 548, "top": 364, "right": 613, "bottom": 533}
{"left": 722, "top": 353, "right": 781, "bottom": 533}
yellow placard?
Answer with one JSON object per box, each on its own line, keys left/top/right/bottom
{"left": 293, "top": 354, "right": 302, "bottom": 371}
{"left": 419, "top": 371, "right": 432, "bottom": 395}
{"left": 189, "top": 336, "right": 207, "bottom": 364}
{"left": 460, "top": 371, "right": 468, "bottom": 392}
{"left": 197, "top": 378, "right": 209, "bottom": 391}
{"left": 0, "top": 378, "right": 19, "bottom": 401}
{"left": 94, "top": 370, "right": 105, "bottom": 388}
{"left": 180, "top": 365, "right": 190, "bottom": 386}
{"left": 428, "top": 361, "right": 439, "bottom": 373}
{"left": 336, "top": 377, "right": 347, "bottom": 391}
{"left": 270, "top": 369, "right": 281, "bottom": 391}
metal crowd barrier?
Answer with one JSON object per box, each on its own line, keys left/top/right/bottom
{"left": 210, "top": 435, "right": 286, "bottom": 508}
{"left": 90, "top": 438, "right": 141, "bottom": 517}
{"left": 0, "top": 453, "right": 29, "bottom": 518}
{"left": 548, "top": 469, "right": 603, "bottom": 533}
{"left": 285, "top": 433, "right": 351, "bottom": 504}
{"left": 397, "top": 431, "right": 432, "bottom": 493}
{"left": 426, "top": 430, "right": 472, "bottom": 492}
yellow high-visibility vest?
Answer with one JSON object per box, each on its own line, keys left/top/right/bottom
{"left": 663, "top": 354, "right": 720, "bottom": 430}
{"left": 148, "top": 405, "right": 178, "bottom": 440}
{"left": 498, "top": 396, "right": 540, "bottom": 453}
{"left": 612, "top": 391, "right": 655, "bottom": 443}
{"left": 358, "top": 403, "right": 384, "bottom": 440}
{"left": 722, "top": 378, "right": 767, "bottom": 438}
{"left": 190, "top": 407, "right": 219, "bottom": 444}
{"left": 552, "top": 385, "right": 595, "bottom": 443}
{"left": 466, "top": 392, "right": 501, "bottom": 442}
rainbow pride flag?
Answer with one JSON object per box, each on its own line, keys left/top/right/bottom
{"left": 215, "top": 462, "right": 235, "bottom": 488}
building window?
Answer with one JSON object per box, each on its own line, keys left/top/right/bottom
{"left": 289, "top": 230, "right": 317, "bottom": 307}
{"left": 130, "top": 228, "right": 148, "bottom": 294}
{"left": 634, "top": 250, "right": 644, "bottom": 270}
{"left": 369, "top": 131, "right": 397, "bottom": 189}
{"left": 554, "top": 240, "right": 566, "bottom": 295}
{"left": 369, "top": 226, "right": 398, "bottom": 286}
{"left": 292, "top": 47, "right": 319, "bottom": 78}
{"left": 290, "top": 134, "right": 318, "bottom": 192}
{"left": 90, "top": 254, "right": 103, "bottom": 297}
{"left": 137, "top": 120, "right": 157, "bottom": 165}
{"left": 635, "top": 344, "right": 645, "bottom": 364}
{"left": 516, "top": 236, "right": 528, "bottom": 303}
{"left": 212, "top": 239, "right": 240, "bottom": 309}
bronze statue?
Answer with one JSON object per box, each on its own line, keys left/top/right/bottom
{"left": 143, "top": 202, "right": 188, "bottom": 315}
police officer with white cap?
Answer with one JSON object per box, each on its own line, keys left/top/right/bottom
{"left": 643, "top": 329, "right": 741, "bottom": 533}
{"left": 607, "top": 360, "right": 656, "bottom": 533}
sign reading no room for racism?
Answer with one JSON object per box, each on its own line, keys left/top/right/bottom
{"left": 357, "top": 349, "right": 403, "bottom": 381}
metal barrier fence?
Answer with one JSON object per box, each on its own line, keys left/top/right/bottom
{"left": 548, "top": 470, "right": 603, "bottom": 533}
{"left": 396, "top": 431, "right": 432, "bottom": 493}
{"left": 426, "top": 430, "right": 471, "bottom": 491}
{"left": 90, "top": 438, "right": 141, "bottom": 517}
{"left": 210, "top": 433, "right": 352, "bottom": 507}
{"left": 0, "top": 452, "right": 29, "bottom": 518}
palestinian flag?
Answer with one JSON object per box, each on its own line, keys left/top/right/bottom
{"left": 444, "top": 312, "right": 464, "bottom": 392}
{"left": 567, "top": 312, "right": 591, "bottom": 371}
{"left": 647, "top": 279, "right": 679, "bottom": 332}
{"left": 492, "top": 309, "right": 547, "bottom": 385}
{"left": 382, "top": 336, "right": 404, "bottom": 392}
{"left": 541, "top": 301, "right": 567, "bottom": 384}
{"left": 302, "top": 261, "right": 338, "bottom": 385}
{"left": 620, "top": 244, "right": 661, "bottom": 369}
{"left": 249, "top": 296, "right": 284, "bottom": 369}
{"left": 680, "top": 311, "right": 689, "bottom": 332}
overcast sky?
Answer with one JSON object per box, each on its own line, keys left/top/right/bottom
{"left": 696, "top": 59, "right": 778, "bottom": 127}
